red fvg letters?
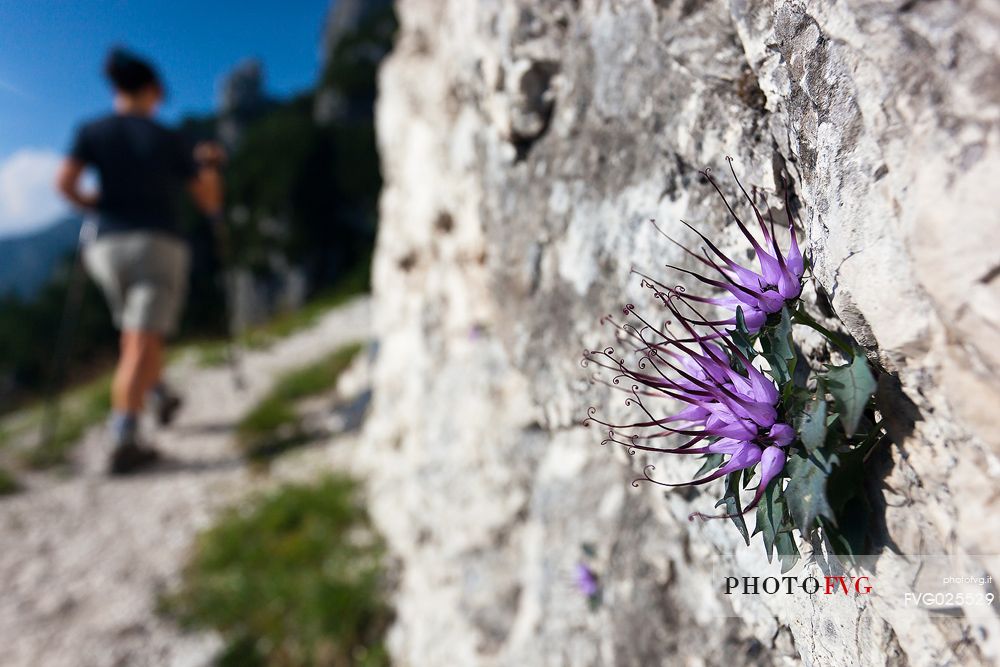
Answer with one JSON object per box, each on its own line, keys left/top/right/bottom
{"left": 824, "top": 576, "right": 849, "bottom": 594}
{"left": 824, "top": 576, "right": 873, "bottom": 594}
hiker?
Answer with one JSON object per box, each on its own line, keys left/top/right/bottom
{"left": 56, "top": 48, "right": 224, "bottom": 473}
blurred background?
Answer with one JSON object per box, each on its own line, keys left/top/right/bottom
{"left": 0, "top": 0, "right": 393, "bottom": 411}
{"left": 0, "top": 2, "right": 400, "bottom": 665}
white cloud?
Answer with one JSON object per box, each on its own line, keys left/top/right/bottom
{"left": 0, "top": 148, "right": 70, "bottom": 237}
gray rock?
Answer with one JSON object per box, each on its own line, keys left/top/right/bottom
{"left": 366, "top": 1, "right": 1000, "bottom": 665}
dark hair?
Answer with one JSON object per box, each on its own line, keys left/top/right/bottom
{"left": 104, "top": 48, "right": 162, "bottom": 94}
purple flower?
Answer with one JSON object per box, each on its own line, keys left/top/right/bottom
{"left": 583, "top": 295, "right": 793, "bottom": 517}
{"left": 574, "top": 562, "right": 600, "bottom": 598}
{"left": 646, "top": 159, "right": 804, "bottom": 333}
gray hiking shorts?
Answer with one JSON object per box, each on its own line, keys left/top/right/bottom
{"left": 83, "top": 231, "right": 190, "bottom": 336}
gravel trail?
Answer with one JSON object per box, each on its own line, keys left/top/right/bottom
{"left": 0, "top": 297, "right": 371, "bottom": 667}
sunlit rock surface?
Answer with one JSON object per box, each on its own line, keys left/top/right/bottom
{"left": 363, "top": 1, "right": 1000, "bottom": 664}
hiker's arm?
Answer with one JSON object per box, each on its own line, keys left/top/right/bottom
{"left": 188, "top": 142, "right": 224, "bottom": 218}
{"left": 55, "top": 158, "right": 98, "bottom": 210}
{"left": 188, "top": 166, "right": 223, "bottom": 218}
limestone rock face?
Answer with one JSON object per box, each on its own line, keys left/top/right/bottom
{"left": 363, "top": 1, "right": 1000, "bottom": 665}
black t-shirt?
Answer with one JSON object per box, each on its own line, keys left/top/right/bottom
{"left": 70, "top": 113, "right": 197, "bottom": 237}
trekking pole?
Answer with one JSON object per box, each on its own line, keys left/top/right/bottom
{"left": 211, "top": 213, "right": 246, "bottom": 391}
{"left": 194, "top": 140, "right": 244, "bottom": 391}
{"left": 39, "top": 219, "right": 97, "bottom": 451}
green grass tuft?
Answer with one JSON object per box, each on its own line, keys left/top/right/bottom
{"left": 161, "top": 475, "right": 391, "bottom": 667}
{"left": 236, "top": 343, "right": 364, "bottom": 460}
{"left": 14, "top": 374, "right": 112, "bottom": 470}
{"left": 190, "top": 343, "right": 232, "bottom": 368}
{"left": 271, "top": 343, "right": 364, "bottom": 404}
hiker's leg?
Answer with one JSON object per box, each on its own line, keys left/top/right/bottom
{"left": 141, "top": 235, "right": 188, "bottom": 427}
{"left": 134, "top": 331, "right": 164, "bottom": 403}
{"left": 104, "top": 332, "right": 162, "bottom": 473}
{"left": 107, "top": 329, "right": 164, "bottom": 473}
{"left": 111, "top": 330, "right": 162, "bottom": 411}
{"left": 112, "top": 330, "right": 145, "bottom": 414}
{"left": 110, "top": 330, "right": 147, "bottom": 449}
{"left": 138, "top": 332, "right": 182, "bottom": 426}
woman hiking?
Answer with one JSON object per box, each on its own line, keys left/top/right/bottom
{"left": 56, "top": 48, "right": 224, "bottom": 473}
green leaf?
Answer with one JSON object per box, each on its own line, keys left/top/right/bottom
{"left": 781, "top": 383, "right": 812, "bottom": 418}
{"left": 825, "top": 440, "right": 866, "bottom": 515}
{"left": 753, "top": 477, "right": 785, "bottom": 562}
{"left": 716, "top": 472, "right": 750, "bottom": 546}
{"left": 729, "top": 307, "right": 757, "bottom": 363}
{"left": 823, "top": 355, "right": 877, "bottom": 438}
{"left": 774, "top": 531, "right": 800, "bottom": 573}
{"left": 762, "top": 307, "right": 795, "bottom": 385}
{"left": 695, "top": 453, "right": 724, "bottom": 479}
{"left": 773, "top": 307, "right": 795, "bottom": 361}
{"left": 822, "top": 501, "right": 868, "bottom": 565}
{"left": 783, "top": 449, "right": 835, "bottom": 536}
{"left": 791, "top": 348, "right": 811, "bottom": 389}
{"left": 797, "top": 399, "right": 828, "bottom": 453}
{"left": 762, "top": 354, "right": 787, "bottom": 386}
{"left": 827, "top": 496, "right": 868, "bottom": 559}
{"left": 821, "top": 426, "right": 882, "bottom": 560}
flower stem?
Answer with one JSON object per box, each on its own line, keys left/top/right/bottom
{"left": 862, "top": 419, "right": 887, "bottom": 463}
{"left": 791, "top": 307, "right": 855, "bottom": 357}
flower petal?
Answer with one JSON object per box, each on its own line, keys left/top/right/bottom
{"left": 746, "top": 446, "right": 787, "bottom": 511}
{"left": 768, "top": 423, "right": 795, "bottom": 447}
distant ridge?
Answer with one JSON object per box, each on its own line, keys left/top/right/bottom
{"left": 0, "top": 216, "right": 82, "bottom": 298}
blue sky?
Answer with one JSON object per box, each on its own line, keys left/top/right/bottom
{"left": 0, "top": 0, "right": 333, "bottom": 236}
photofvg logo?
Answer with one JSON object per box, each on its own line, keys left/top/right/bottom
{"left": 712, "top": 554, "right": 1000, "bottom": 619}
{"left": 724, "top": 574, "right": 873, "bottom": 596}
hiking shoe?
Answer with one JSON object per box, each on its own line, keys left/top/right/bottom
{"left": 151, "top": 392, "right": 183, "bottom": 427}
{"left": 109, "top": 442, "right": 161, "bottom": 475}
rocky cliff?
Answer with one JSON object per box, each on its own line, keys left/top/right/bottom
{"left": 362, "top": 1, "right": 1000, "bottom": 665}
